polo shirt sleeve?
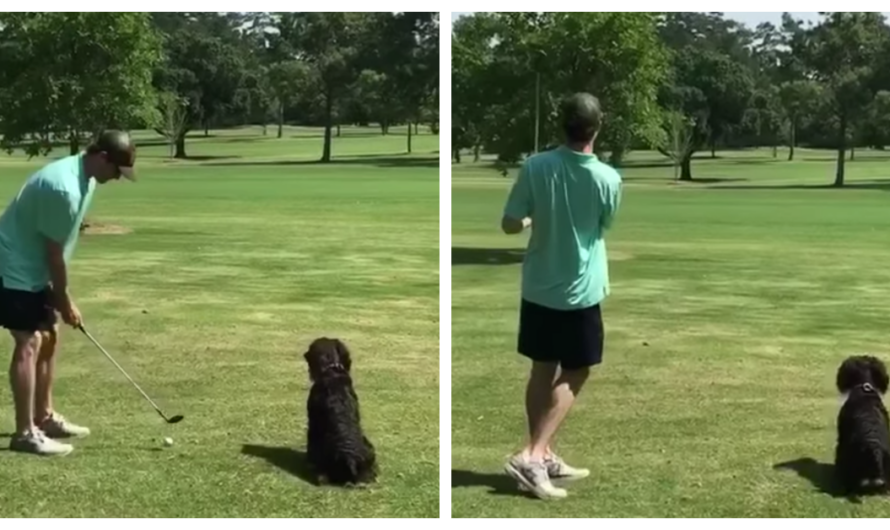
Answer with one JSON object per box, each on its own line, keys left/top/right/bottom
{"left": 503, "top": 162, "right": 533, "bottom": 220}
{"left": 600, "top": 172, "right": 622, "bottom": 230}
{"left": 35, "top": 187, "right": 78, "bottom": 244}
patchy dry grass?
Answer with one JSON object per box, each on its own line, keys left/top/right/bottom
{"left": 452, "top": 149, "right": 890, "bottom": 517}
{"left": 0, "top": 127, "right": 439, "bottom": 518}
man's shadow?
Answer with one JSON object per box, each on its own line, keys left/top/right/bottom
{"left": 241, "top": 444, "right": 315, "bottom": 485}
{"left": 451, "top": 469, "right": 533, "bottom": 498}
{"left": 774, "top": 457, "right": 852, "bottom": 500}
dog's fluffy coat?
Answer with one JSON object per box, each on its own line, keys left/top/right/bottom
{"left": 303, "top": 337, "right": 377, "bottom": 486}
{"left": 834, "top": 355, "right": 890, "bottom": 494}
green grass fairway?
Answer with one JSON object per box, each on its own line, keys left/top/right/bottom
{"left": 452, "top": 148, "right": 890, "bottom": 517}
{"left": 0, "top": 126, "right": 440, "bottom": 518}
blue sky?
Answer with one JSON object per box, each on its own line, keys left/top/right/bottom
{"left": 450, "top": 12, "right": 890, "bottom": 27}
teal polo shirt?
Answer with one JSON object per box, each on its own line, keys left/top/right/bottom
{"left": 0, "top": 154, "right": 96, "bottom": 292}
{"left": 503, "top": 146, "right": 622, "bottom": 310}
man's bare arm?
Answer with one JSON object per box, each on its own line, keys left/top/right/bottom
{"left": 45, "top": 238, "right": 69, "bottom": 303}
{"left": 501, "top": 215, "right": 532, "bottom": 235}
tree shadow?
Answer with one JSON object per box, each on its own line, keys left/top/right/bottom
{"left": 667, "top": 177, "right": 749, "bottom": 184}
{"left": 203, "top": 154, "right": 438, "bottom": 169}
{"left": 241, "top": 444, "right": 316, "bottom": 485}
{"left": 773, "top": 457, "right": 852, "bottom": 500}
{"left": 451, "top": 469, "right": 532, "bottom": 498}
{"left": 452, "top": 247, "right": 525, "bottom": 266}
{"left": 706, "top": 180, "right": 890, "bottom": 191}
{"left": 156, "top": 155, "right": 243, "bottom": 162}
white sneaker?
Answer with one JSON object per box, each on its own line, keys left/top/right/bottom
{"left": 505, "top": 453, "right": 568, "bottom": 500}
{"left": 517, "top": 453, "right": 590, "bottom": 492}
{"left": 9, "top": 428, "right": 74, "bottom": 456}
{"left": 544, "top": 453, "right": 590, "bottom": 483}
{"left": 38, "top": 412, "right": 90, "bottom": 438}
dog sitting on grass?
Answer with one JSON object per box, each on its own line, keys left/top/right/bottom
{"left": 834, "top": 355, "right": 890, "bottom": 495}
{"left": 303, "top": 337, "right": 377, "bottom": 486}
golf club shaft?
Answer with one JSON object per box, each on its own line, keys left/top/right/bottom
{"left": 78, "top": 325, "right": 170, "bottom": 421}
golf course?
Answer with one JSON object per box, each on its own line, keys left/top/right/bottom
{"left": 0, "top": 126, "right": 440, "bottom": 518}
{"left": 451, "top": 148, "right": 890, "bottom": 517}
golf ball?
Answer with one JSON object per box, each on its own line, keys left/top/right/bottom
{"left": 163, "top": 437, "right": 173, "bottom": 447}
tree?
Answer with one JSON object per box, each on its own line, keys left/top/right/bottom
{"left": 151, "top": 12, "right": 248, "bottom": 158}
{"left": 659, "top": 110, "right": 697, "bottom": 181}
{"left": 266, "top": 60, "right": 310, "bottom": 138}
{"left": 276, "top": 12, "right": 368, "bottom": 163}
{"left": 451, "top": 12, "right": 668, "bottom": 165}
{"left": 778, "top": 80, "right": 822, "bottom": 160}
{"left": 156, "top": 91, "right": 190, "bottom": 158}
{"left": 0, "top": 12, "right": 162, "bottom": 156}
{"left": 659, "top": 46, "right": 754, "bottom": 180}
{"left": 797, "top": 12, "right": 889, "bottom": 186}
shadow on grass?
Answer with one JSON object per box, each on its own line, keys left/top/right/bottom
{"left": 452, "top": 247, "right": 525, "bottom": 266}
{"left": 706, "top": 180, "right": 890, "bottom": 191}
{"left": 155, "top": 155, "right": 243, "bottom": 162}
{"left": 203, "top": 153, "right": 439, "bottom": 169}
{"left": 241, "top": 444, "right": 316, "bottom": 485}
{"left": 774, "top": 458, "right": 852, "bottom": 500}
{"left": 451, "top": 469, "right": 531, "bottom": 498}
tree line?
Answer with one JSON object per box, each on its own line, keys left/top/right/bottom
{"left": 452, "top": 12, "right": 890, "bottom": 185}
{"left": 0, "top": 12, "right": 439, "bottom": 162}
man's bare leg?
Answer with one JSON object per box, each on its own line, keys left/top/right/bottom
{"left": 525, "top": 361, "right": 558, "bottom": 454}
{"left": 9, "top": 330, "right": 41, "bottom": 435}
{"left": 526, "top": 367, "right": 590, "bottom": 461}
{"left": 34, "top": 325, "right": 58, "bottom": 423}
{"left": 33, "top": 323, "right": 89, "bottom": 438}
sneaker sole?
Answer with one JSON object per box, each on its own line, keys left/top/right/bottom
{"left": 10, "top": 446, "right": 74, "bottom": 457}
{"left": 504, "top": 462, "right": 567, "bottom": 500}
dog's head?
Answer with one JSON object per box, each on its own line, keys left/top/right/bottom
{"left": 304, "top": 337, "right": 352, "bottom": 381}
{"left": 837, "top": 355, "right": 889, "bottom": 394}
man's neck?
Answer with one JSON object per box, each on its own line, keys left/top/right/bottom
{"left": 564, "top": 141, "right": 594, "bottom": 154}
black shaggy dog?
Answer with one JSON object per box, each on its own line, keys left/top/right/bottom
{"left": 303, "top": 337, "right": 377, "bottom": 486}
{"left": 835, "top": 355, "right": 890, "bottom": 495}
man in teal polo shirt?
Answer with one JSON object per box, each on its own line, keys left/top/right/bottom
{"left": 501, "top": 93, "right": 622, "bottom": 499}
{"left": 0, "top": 130, "right": 137, "bottom": 456}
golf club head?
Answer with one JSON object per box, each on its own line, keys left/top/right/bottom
{"left": 167, "top": 415, "right": 184, "bottom": 424}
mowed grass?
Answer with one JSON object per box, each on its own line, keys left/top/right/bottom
{"left": 452, "top": 148, "right": 890, "bottom": 517}
{"left": 0, "top": 125, "right": 440, "bottom": 518}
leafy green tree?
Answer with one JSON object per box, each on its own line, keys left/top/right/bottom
{"left": 0, "top": 12, "right": 162, "bottom": 156}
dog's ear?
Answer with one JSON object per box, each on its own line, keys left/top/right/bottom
{"left": 868, "top": 357, "right": 889, "bottom": 394}
{"left": 335, "top": 339, "right": 352, "bottom": 372}
{"left": 837, "top": 357, "right": 858, "bottom": 393}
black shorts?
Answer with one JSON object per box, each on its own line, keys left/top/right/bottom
{"left": 0, "top": 278, "right": 57, "bottom": 333}
{"left": 517, "top": 298, "right": 604, "bottom": 370}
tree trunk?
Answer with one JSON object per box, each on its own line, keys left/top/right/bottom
{"left": 710, "top": 136, "right": 716, "bottom": 158}
{"left": 772, "top": 141, "right": 777, "bottom": 158}
{"left": 407, "top": 120, "right": 412, "bottom": 153}
{"left": 204, "top": 122, "right": 209, "bottom": 137}
{"left": 336, "top": 124, "right": 341, "bottom": 137}
{"left": 321, "top": 90, "right": 333, "bottom": 163}
{"left": 473, "top": 144, "right": 481, "bottom": 162}
{"left": 262, "top": 123, "right": 267, "bottom": 136}
{"left": 453, "top": 149, "right": 461, "bottom": 163}
{"left": 69, "top": 133, "right": 80, "bottom": 156}
{"left": 414, "top": 122, "right": 419, "bottom": 135}
{"left": 609, "top": 146, "right": 625, "bottom": 167}
{"left": 380, "top": 120, "right": 387, "bottom": 135}
{"left": 834, "top": 112, "right": 846, "bottom": 187}
{"left": 175, "top": 133, "right": 187, "bottom": 159}
{"left": 851, "top": 145, "right": 855, "bottom": 161}
{"left": 679, "top": 154, "right": 693, "bottom": 181}
{"left": 277, "top": 102, "right": 284, "bottom": 139}
{"left": 788, "top": 120, "right": 796, "bottom": 161}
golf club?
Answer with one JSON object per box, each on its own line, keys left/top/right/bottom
{"left": 78, "top": 324, "right": 184, "bottom": 424}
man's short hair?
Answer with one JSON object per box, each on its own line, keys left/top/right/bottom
{"left": 560, "top": 92, "right": 603, "bottom": 144}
